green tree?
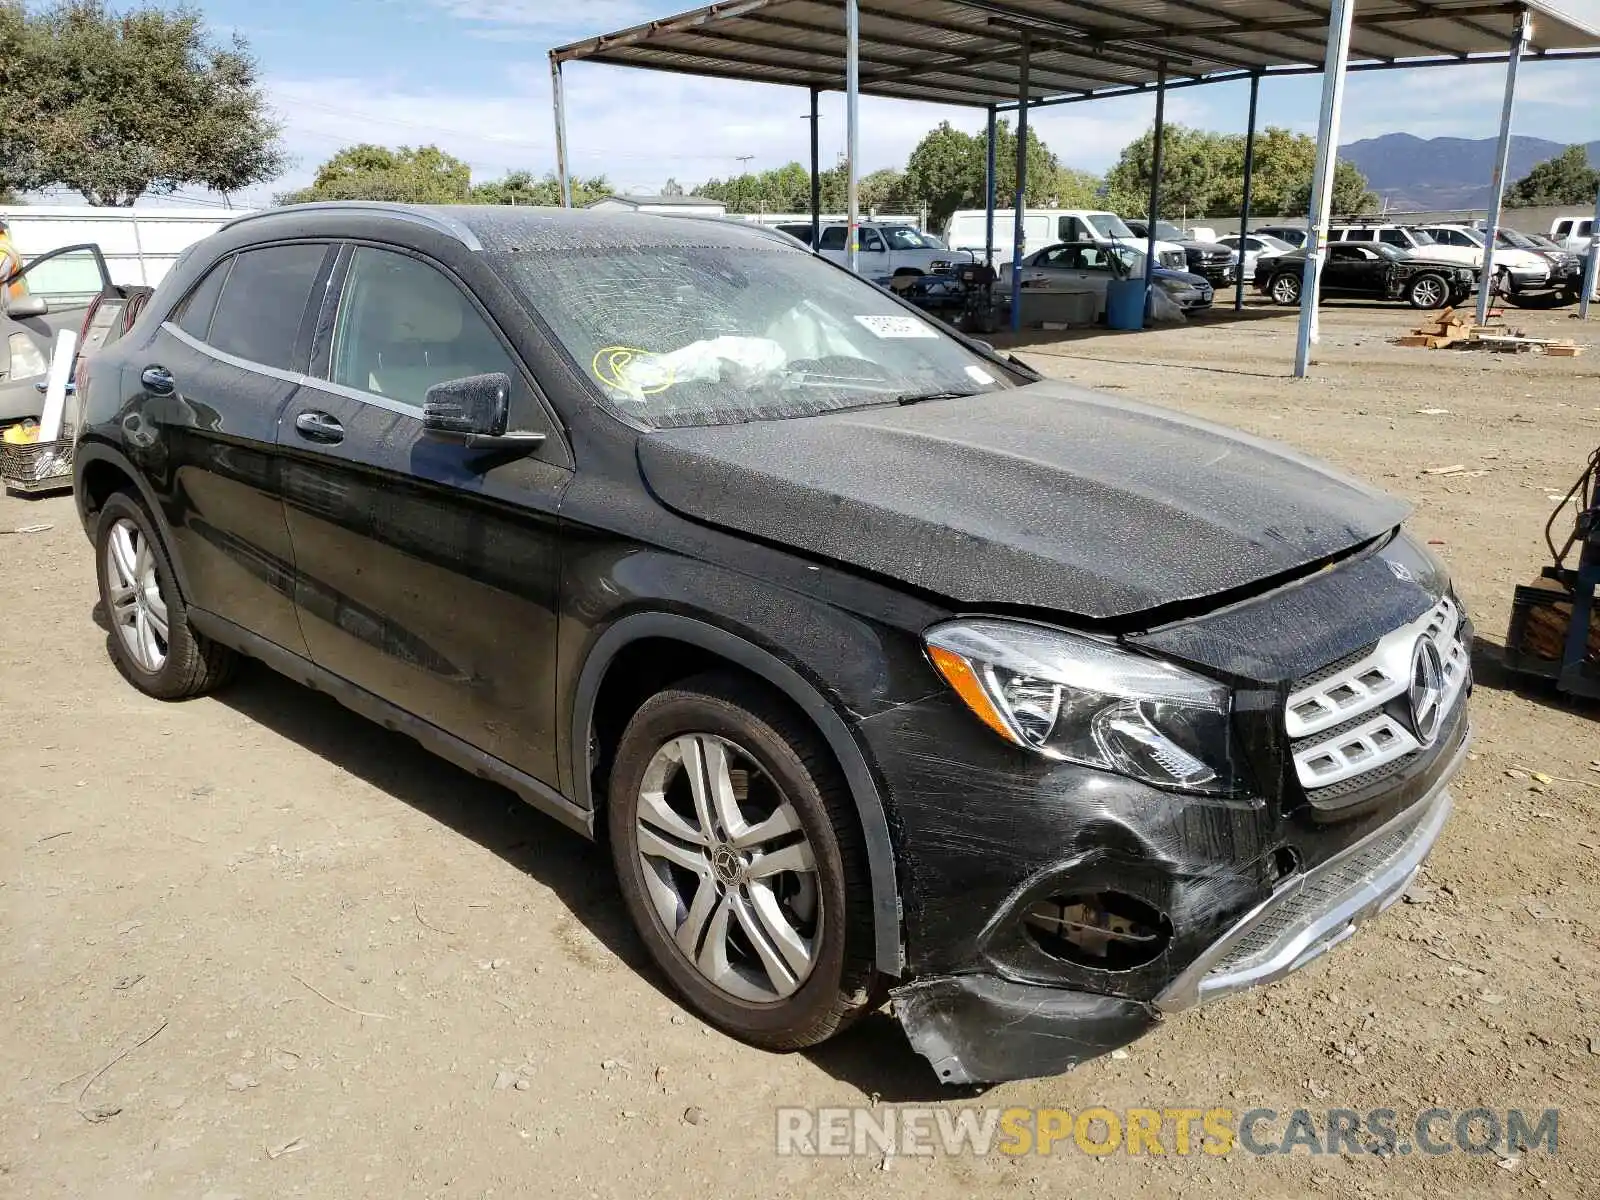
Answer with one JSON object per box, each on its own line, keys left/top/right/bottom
{"left": 468, "top": 169, "right": 610, "bottom": 206}
{"left": 1052, "top": 166, "right": 1105, "bottom": 208}
{"left": 1507, "top": 145, "right": 1599, "bottom": 207}
{"left": 0, "top": 0, "right": 284, "bottom": 205}
{"left": 1104, "top": 124, "right": 1233, "bottom": 217}
{"left": 1104, "top": 123, "right": 1375, "bottom": 219}
{"left": 279, "top": 145, "right": 473, "bottom": 204}
{"left": 902, "top": 119, "right": 1059, "bottom": 230}
{"left": 695, "top": 161, "right": 815, "bottom": 213}
{"left": 859, "top": 167, "right": 909, "bottom": 213}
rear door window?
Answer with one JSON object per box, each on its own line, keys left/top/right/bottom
{"left": 1378, "top": 229, "right": 1410, "bottom": 247}
{"left": 818, "top": 227, "right": 847, "bottom": 251}
{"left": 173, "top": 258, "right": 232, "bottom": 341}
{"left": 205, "top": 243, "right": 329, "bottom": 371}
{"left": 1345, "top": 229, "right": 1376, "bottom": 242}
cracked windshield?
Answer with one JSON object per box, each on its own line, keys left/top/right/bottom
{"left": 495, "top": 245, "right": 1011, "bottom": 428}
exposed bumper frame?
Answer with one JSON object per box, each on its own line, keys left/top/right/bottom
{"left": 1154, "top": 731, "right": 1467, "bottom": 1014}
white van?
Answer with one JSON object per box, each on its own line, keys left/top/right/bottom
{"left": 945, "top": 208, "right": 1189, "bottom": 271}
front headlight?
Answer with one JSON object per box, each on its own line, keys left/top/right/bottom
{"left": 925, "top": 619, "right": 1239, "bottom": 794}
{"left": 1157, "top": 276, "right": 1190, "bottom": 294}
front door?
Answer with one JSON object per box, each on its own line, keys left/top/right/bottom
{"left": 1321, "top": 245, "right": 1373, "bottom": 294}
{"left": 278, "top": 244, "right": 571, "bottom": 785}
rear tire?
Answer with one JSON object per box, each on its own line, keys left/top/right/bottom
{"left": 94, "top": 491, "right": 235, "bottom": 700}
{"left": 1268, "top": 272, "right": 1301, "bottom": 305}
{"left": 607, "top": 673, "right": 879, "bottom": 1051}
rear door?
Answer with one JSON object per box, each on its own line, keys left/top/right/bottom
{"left": 278, "top": 243, "right": 571, "bottom": 786}
{"left": 135, "top": 241, "right": 333, "bottom": 654}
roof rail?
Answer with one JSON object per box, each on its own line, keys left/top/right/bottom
{"left": 221, "top": 202, "right": 484, "bottom": 251}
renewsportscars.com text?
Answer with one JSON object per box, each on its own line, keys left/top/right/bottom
{"left": 775, "top": 1105, "right": 1559, "bottom": 1159}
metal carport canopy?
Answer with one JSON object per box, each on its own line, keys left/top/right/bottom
{"left": 549, "top": 0, "right": 1600, "bottom": 108}
{"left": 550, "top": 0, "right": 1600, "bottom": 375}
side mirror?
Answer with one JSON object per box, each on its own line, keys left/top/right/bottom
{"left": 4, "top": 293, "right": 48, "bottom": 319}
{"left": 422, "top": 372, "right": 544, "bottom": 453}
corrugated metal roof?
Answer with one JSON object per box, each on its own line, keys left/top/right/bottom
{"left": 550, "top": 0, "right": 1600, "bottom": 107}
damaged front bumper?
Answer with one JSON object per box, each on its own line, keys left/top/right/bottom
{"left": 891, "top": 745, "right": 1462, "bottom": 1085}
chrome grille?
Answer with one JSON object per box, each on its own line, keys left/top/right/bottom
{"left": 1286, "top": 596, "right": 1469, "bottom": 790}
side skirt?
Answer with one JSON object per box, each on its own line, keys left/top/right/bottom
{"left": 187, "top": 609, "right": 593, "bottom": 838}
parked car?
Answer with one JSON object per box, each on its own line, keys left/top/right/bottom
{"left": 1412, "top": 223, "right": 1552, "bottom": 293}
{"left": 814, "top": 222, "right": 972, "bottom": 278}
{"left": 1255, "top": 224, "right": 1308, "bottom": 248}
{"left": 1256, "top": 243, "right": 1475, "bottom": 309}
{"left": 1326, "top": 223, "right": 1482, "bottom": 277}
{"left": 945, "top": 208, "right": 1189, "bottom": 270}
{"left": 73, "top": 202, "right": 1470, "bottom": 1085}
{"left": 2, "top": 242, "right": 131, "bottom": 423}
{"left": 1550, "top": 214, "right": 1595, "bottom": 253}
{"left": 997, "top": 241, "right": 1214, "bottom": 313}
{"left": 1218, "top": 231, "right": 1296, "bottom": 278}
{"left": 1518, "top": 230, "right": 1595, "bottom": 304}
{"left": 1125, "top": 219, "right": 1237, "bottom": 286}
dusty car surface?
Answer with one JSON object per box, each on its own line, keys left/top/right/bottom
{"left": 72, "top": 203, "right": 1471, "bottom": 1084}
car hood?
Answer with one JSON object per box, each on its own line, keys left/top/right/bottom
{"left": 637, "top": 381, "right": 1409, "bottom": 620}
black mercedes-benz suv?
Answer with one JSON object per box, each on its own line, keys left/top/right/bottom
{"left": 70, "top": 203, "right": 1471, "bottom": 1084}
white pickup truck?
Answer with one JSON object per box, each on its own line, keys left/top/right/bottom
{"left": 813, "top": 223, "right": 974, "bottom": 279}
{"left": 1551, "top": 214, "right": 1595, "bottom": 253}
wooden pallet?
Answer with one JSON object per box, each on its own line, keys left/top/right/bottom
{"left": 1394, "top": 305, "right": 1583, "bottom": 356}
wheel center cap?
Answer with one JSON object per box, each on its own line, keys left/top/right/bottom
{"left": 711, "top": 845, "right": 745, "bottom": 886}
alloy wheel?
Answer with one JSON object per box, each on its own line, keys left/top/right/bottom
{"left": 1411, "top": 276, "right": 1445, "bottom": 307}
{"left": 105, "top": 517, "right": 168, "bottom": 673}
{"left": 1271, "top": 274, "right": 1300, "bottom": 304}
{"left": 635, "top": 733, "right": 821, "bottom": 1003}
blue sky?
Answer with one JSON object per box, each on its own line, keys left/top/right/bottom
{"left": 182, "top": 0, "right": 1600, "bottom": 206}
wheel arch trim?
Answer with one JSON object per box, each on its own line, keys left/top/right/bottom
{"left": 571, "top": 611, "right": 904, "bottom": 976}
{"left": 73, "top": 441, "right": 196, "bottom": 603}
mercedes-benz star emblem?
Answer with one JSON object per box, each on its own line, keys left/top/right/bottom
{"left": 1408, "top": 637, "right": 1445, "bottom": 746}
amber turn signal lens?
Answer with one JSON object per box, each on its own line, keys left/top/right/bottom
{"left": 927, "top": 644, "right": 1019, "bottom": 747}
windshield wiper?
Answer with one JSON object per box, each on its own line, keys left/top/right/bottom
{"left": 894, "top": 390, "right": 979, "bottom": 406}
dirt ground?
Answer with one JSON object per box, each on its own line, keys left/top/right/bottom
{"left": 3, "top": 300, "right": 1599, "bottom": 1199}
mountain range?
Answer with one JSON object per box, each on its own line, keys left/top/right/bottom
{"left": 1340, "top": 133, "right": 1600, "bottom": 211}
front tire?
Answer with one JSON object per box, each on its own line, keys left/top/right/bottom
{"left": 94, "top": 491, "right": 235, "bottom": 699}
{"left": 607, "top": 674, "right": 879, "bottom": 1050}
{"left": 1406, "top": 273, "right": 1450, "bottom": 309}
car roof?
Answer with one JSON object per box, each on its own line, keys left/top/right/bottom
{"left": 221, "top": 201, "right": 799, "bottom": 254}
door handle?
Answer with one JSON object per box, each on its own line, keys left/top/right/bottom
{"left": 294, "top": 411, "right": 344, "bottom": 444}
{"left": 141, "top": 365, "right": 174, "bottom": 395}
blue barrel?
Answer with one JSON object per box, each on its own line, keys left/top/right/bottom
{"left": 1105, "top": 278, "right": 1145, "bottom": 330}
